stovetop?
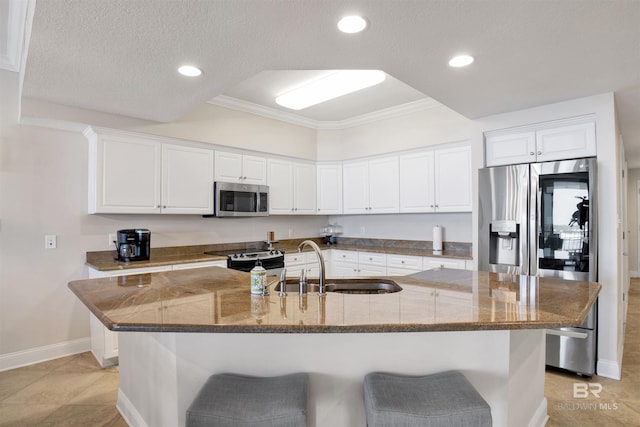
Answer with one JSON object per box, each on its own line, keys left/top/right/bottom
{"left": 205, "top": 249, "right": 284, "bottom": 261}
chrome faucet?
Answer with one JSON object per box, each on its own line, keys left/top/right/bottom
{"left": 297, "top": 240, "right": 326, "bottom": 295}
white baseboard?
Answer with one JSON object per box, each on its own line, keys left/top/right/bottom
{"left": 117, "top": 389, "right": 149, "bottom": 427}
{"left": 529, "top": 397, "right": 549, "bottom": 427}
{"left": 0, "top": 337, "right": 91, "bottom": 372}
{"left": 630, "top": 270, "right": 639, "bottom": 279}
{"left": 597, "top": 359, "right": 622, "bottom": 380}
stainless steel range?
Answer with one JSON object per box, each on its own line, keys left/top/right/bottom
{"left": 206, "top": 249, "right": 285, "bottom": 276}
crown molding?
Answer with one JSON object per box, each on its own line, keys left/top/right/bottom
{"left": 0, "top": 0, "right": 31, "bottom": 72}
{"left": 208, "top": 96, "right": 442, "bottom": 130}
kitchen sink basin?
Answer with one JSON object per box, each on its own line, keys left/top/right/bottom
{"left": 274, "top": 278, "right": 402, "bottom": 294}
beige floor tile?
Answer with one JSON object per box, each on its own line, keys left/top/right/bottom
{"left": 2, "top": 372, "right": 106, "bottom": 405}
{"left": 36, "top": 404, "right": 123, "bottom": 427}
{"left": 67, "top": 372, "right": 119, "bottom": 406}
{"left": 0, "top": 403, "right": 60, "bottom": 426}
{"left": 0, "top": 370, "right": 50, "bottom": 402}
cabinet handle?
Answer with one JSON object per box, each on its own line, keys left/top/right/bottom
{"left": 430, "top": 204, "right": 434, "bottom": 208}
{"left": 156, "top": 205, "right": 161, "bottom": 208}
{"left": 537, "top": 151, "right": 542, "bottom": 155}
{"left": 369, "top": 257, "right": 373, "bottom": 261}
{"left": 529, "top": 152, "right": 535, "bottom": 156}
{"left": 163, "top": 205, "right": 167, "bottom": 209}
{"left": 401, "top": 260, "right": 405, "bottom": 264}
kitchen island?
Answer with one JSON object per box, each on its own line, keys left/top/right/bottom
{"left": 69, "top": 267, "right": 599, "bottom": 427}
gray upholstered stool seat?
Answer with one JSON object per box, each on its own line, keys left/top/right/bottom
{"left": 186, "top": 373, "right": 308, "bottom": 427}
{"left": 363, "top": 370, "right": 492, "bottom": 427}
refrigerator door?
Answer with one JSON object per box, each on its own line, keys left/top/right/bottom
{"left": 478, "top": 164, "right": 530, "bottom": 275}
{"left": 533, "top": 158, "right": 597, "bottom": 281}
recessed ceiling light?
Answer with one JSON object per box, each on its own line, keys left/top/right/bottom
{"left": 448, "top": 55, "right": 474, "bottom": 68}
{"left": 275, "top": 70, "right": 386, "bottom": 110}
{"left": 178, "top": 65, "right": 202, "bottom": 77}
{"left": 337, "top": 15, "right": 367, "bottom": 33}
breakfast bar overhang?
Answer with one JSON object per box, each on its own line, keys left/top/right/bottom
{"left": 68, "top": 267, "right": 600, "bottom": 427}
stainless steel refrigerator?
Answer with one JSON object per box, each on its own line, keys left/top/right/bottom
{"left": 478, "top": 158, "right": 597, "bottom": 376}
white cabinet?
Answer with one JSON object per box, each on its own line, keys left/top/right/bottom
{"left": 214, "top": 151, "right": 267, "bottom": 185}
{"left": 386, "top": 254, "right": 424, "bottom": 276}
{"left": 331, "top": 250, "right": 387, "bottom": 277}
{"left": 423, "top": 256, "right": 466, "bottom": 270}
{"left": 267, "top": 159, "right": 316, "bottom": 215}
{"left": 343, "top": 156, "right": 399, "bottom": 214}
{"left": 161, "top": 144, "right": 215, "bottom": 214}
{"left": 88, "top": 130, "right": 161, "bottom": 214}
{"left": 399, "top": 146, "right": 471, "bottom": 213}
{"left": 87, "top": 129, "right": 214, "bottom": 214}
{"left": 399, "top": 151, "right": 434, "bottom": 213}
{"left": 434, "top": 146, "right": 472, "bottom": 212}
{"left": 171, "top": 260, "right": 227, "bottom": 270}
{"left": 316, "top": 164, "right": 343, "bottom": 214}
{"left": 285, "top": 250, "right": 329, "bottom": 279}
{"left": 485, "top": 118, "right": 596, "bottom": 166}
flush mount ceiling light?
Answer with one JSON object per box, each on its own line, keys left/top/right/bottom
{"left": 178, "top": 65, "right": 202, "bottom": 77}
{"left": 448, "top": 55, "right": 475, "bottom": 68}
{"left": 337, "top": 15, "right": 367, "bottom": 33}
{"left": 275, "top": 70, "right": 386, "bottom": 110}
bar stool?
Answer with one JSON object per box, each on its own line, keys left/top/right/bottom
{"left": 186, "top": 373, "right": 308, "bottom": 427}
{"left": 363, "top": 370, "right": 492, "bottom": 427}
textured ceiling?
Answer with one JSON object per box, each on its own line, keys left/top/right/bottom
{"left": 20, "top": 0, "right": 640, "bottom": 161}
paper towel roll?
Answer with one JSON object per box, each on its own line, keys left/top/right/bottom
{"left": 433, "top": 225, "right": 443, "bottom": 254}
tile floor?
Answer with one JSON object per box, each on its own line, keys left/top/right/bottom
{"left": 1, "top": 282, "right": 639, "bottom": 426}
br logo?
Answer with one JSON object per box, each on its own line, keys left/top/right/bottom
{"left": 573, "top": 382, "right": 602, "bottom": 398}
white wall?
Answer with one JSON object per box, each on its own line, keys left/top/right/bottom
{"left": 471, "top": 92, "right": 623, "bottom": 379}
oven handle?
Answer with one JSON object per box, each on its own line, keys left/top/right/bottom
{"left": 546, "top": 329, "right": 589, "bottom": 339}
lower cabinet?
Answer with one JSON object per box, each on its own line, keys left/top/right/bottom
{"left": 87, "top": 261, "right": 225, "bottom": 367}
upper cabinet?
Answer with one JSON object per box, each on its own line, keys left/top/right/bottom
{"left": 343, "top": 156, "right": 399, "bottom": 214}
{"left": 87, "top": 129, "right": 214, "bottom": 214}
{"left": 214, "top": 151, "right": 267, "bottom": 185}
{"left": 316, "top": 164, "right": 343, "bottom": 215}
{"left": 267, "top": 158, "right": 316, "bottom": 215}
{"left": 399, "top": 145, "right": 471, "bottom": 213}
{"left": 485, "top": 117, "right": 596, "bottom": 167}
{"left": 434, "top": 146, "right": 472, "bottom": 212}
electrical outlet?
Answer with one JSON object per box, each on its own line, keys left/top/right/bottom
{"left": 45, "top": 234, "right": 57, "bottom": 249}
{"left": 109, "top": 233, "right": 117, "bottom": 248}
{"left": 360, "top": 226, "right": 366, "bottom": 235}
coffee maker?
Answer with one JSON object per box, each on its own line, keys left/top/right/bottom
{"left": 115, "top": 229, "right": 150, "bottom": 262}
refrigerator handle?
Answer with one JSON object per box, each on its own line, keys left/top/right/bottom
{"left": 530, "top": 164, "right": 540, "bottom": 277}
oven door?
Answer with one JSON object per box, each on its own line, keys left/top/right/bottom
{"left": 214, "top": 182, "right": 269, "bottom": 217}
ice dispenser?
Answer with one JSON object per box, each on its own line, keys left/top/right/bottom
{"left": 489, "top": 220, "right": 519, "bottom": 266}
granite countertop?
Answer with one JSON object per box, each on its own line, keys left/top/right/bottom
{"left": 86, "top": 238, "right": 472, "bottom": 272}
{"left": 68, "top": 267, "right": 600, "bottom": 334}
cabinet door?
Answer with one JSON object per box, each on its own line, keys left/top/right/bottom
{"left": 242, "top": 155, "right": 267, "bottom": 185}
{"left": 399, "top": 151, "right": 435, "bottom": 213}
{"left": 267, "top": 158, "right": 293, "bottom": 214}
{"left": 434, "top": 146, "right": 472, "bottom": 212}
{"left": 293, "top": 162, "right": 316, "bottom": 214}
{"left": 332, "top": 262, "right": 359, "bottom": 277}
{"left": 368, "top": 156, "right": 399, "bottom": 213}
{"left": 162, "top": 144, "right": 214, "bottom": 214}
{"left": 316, "top": 164, "right": 342, "bottom": 214}
{"left": 484, "top": 131, "right": 536, "bottom": 167}
{"left": 342, "top": 161, "right": 369, "bottom": 214}
{"left": 423, "top": 257, "right": 466, "bottom": 270}
{"left": 358, "top": 264, "right": 387, "bottom": 277}
{"left": 536, "top": 121, "right": 596, "bottom": 162}
{"left": 90, "top": 134, "right": 161, "bottom": 213}
{"left": 214, "top": 151, "right": 243, "bottom": 183}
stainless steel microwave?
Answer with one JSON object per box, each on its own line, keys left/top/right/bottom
{"left": 213, "top": 182, "right": 269, "bottom": 217}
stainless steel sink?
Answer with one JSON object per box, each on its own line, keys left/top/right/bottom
{"left": 274, "top": 278, "right": 402, "bottom": 294}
